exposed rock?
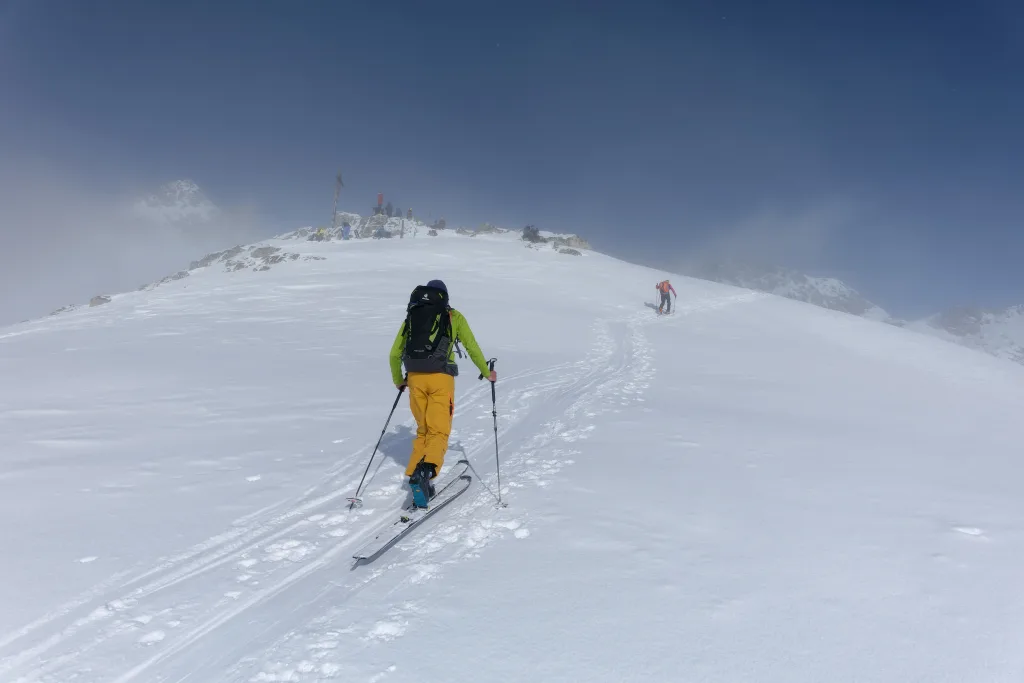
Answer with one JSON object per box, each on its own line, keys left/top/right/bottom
{"left": 250, "top": 246, "right": 281, "bottom": 259}
{"left": 90, "top": 295, "right": 111, "bottom": 307}
{"left": 190, "top": 246, "right": 244, "bottom": 270}
{"left": 428, "top": 229, "right": 438, "bottom": 236}
{"left": 523, "top": 225, "right": 546, "bottom": 243}
{"left": 475, "top": 223, "right": 506, "bottom": 235}
{"left": 163, "top": 270, "right": 189, "bottom": 283}
{"left": 558, "top": 248, "right": 582, "bottom": 256}
{"left": 552, "top": 235, "right": 590, "bottom": 250}
{"left": 188, "top": 244, "right": 301, "bottom": 273}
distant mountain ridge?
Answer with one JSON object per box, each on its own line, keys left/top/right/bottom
{"left": 684, "top": 261, "right": 893, "bottom": 322}
{"left": 907, "top": 305, "right": 1024, "bottom": 365}
{"left": 684, "top": 260, "right": 1024, "bottom": 366}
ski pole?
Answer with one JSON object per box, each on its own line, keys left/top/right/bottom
{"left": 479, "top": 358, "right": 507, "bottom": 507}
{"left": 348, "top": 383, "right": 405, "bottom": 509}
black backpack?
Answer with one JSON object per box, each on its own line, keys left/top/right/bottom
{"left": 401, "top": 285, "right": 459, "bottom": 376}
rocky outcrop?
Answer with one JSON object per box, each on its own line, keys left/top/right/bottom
{"left": 190, "top": 246, "right": 245, "bottom": 270}
{"left": 552, "top": 235, "right": 591, "bottom": 250}
{"left": 188, "top": 245, "right": 301, "bottom": 273}
{"left": 89, "top": 295, "right": 111, "bottom": 307}
{"left": 49, "top": 304, "right": 80, "bottom": 316}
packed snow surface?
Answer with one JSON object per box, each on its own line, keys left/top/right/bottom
{"left": 2, "top": 230, "right": 1024, "bottom": 682}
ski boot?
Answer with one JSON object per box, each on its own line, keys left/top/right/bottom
{"left": 408, "top": 462, "right": 437, "bottom": 508}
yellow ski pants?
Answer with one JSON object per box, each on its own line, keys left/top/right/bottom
{"left": 405, "top": 372, "right": 455, "bottom": 477}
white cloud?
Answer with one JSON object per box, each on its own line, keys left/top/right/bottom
{"left": 0, "top": 159, "right": 272, "bottom": 326}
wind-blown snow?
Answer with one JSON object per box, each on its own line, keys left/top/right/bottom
{"left": 2, "top": 230, "right": 1024, "bottom": 682}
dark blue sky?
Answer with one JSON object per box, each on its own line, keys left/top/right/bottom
{"left": 2, "top": 0, "right": 1022, "bottom": 317}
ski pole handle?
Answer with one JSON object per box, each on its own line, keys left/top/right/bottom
{"left": 488, "top": 359, "right": 497, "bottom": 403}
{"left": 479, "top": 358, "right": 497, "bottom": 380}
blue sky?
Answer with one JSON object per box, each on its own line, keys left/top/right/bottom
{"left": 1, "top": 0, "right": 1022, "bottom": 318}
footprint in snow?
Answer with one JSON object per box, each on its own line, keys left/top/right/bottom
{"left": 365, "top": 620, "right": 407, "bottom": 642}
{"left": 409, "top": 564, "right": 441, "bottom": 584}
{"left": 138, "top": 630, "right": 165, "bottom": 645}
{"left": 264, "top": 539, "right": 314, "bottom": 562}
{"left": 306, "top": 638, "right": 339, "bottom": 659}
{"left": 369, "top": 665, "right": 398, "bottom": 682}
{"left": 319, "top": 514, "right": 347, "bottom": 527}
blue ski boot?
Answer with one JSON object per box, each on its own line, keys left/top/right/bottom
{"left": 408, "top": 462, "right": 437, "bottom": 508}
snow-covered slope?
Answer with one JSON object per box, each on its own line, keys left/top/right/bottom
{"left": 686, "top": 261, "right": 893, "bottom": 321}
{"left": 131, "top": 179, "right": 219, "bottom": 225}
{"left": 3, "top": 230, "right": 1024, "bottom": 682}
{"left": 909, "top": 305, "right": 1024, "bottom": 364}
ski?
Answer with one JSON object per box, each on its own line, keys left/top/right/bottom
{"left": 352, "top": 459, "right": 472, "bottom": 564}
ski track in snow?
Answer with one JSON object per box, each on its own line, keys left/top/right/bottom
{"left": 230, "top": 292, "right": 761, "bottom": 683}
{"left": 0, "top": 291, "right": 761, "bottom": 683}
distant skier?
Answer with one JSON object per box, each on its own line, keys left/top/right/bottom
{"left": 656, "top": 280, "right": 677, "bottom": 314}
{"left": 389, "top": 279, "right": 495, "bottom": 507}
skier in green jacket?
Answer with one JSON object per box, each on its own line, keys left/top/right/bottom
{"left": 389, "top": 279, "right": 495, "bottom": 506}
